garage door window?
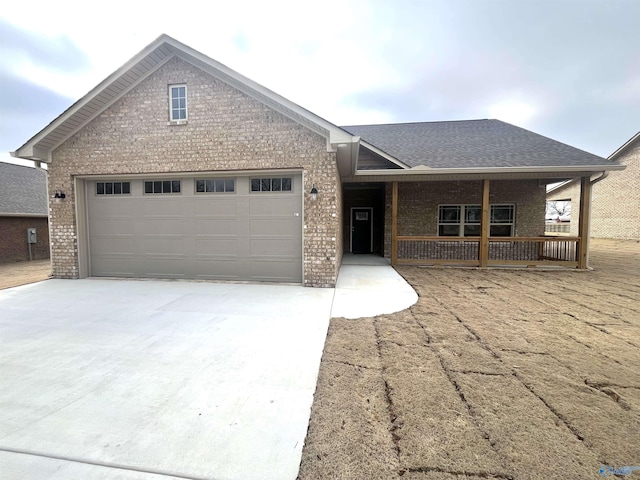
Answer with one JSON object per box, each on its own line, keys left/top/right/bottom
{"left": 196, "top": 178, "right": 235, "bottom": 193}
{"left": 96, "top": 182, "right": 131, "bottom": 195}
{"left": 251, "top": 177, "right": 292, "bottom": 192}
{"left": 144, "top": 180, "right": 181, "bottom": 194}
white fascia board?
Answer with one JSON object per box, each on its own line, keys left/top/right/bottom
{"left": 13, "top": 38, "right": 176, "bottom": 161}
{"left": 355, "top": 164, "right": 626, "bottom": 177}
{"left": 608, "top": 131, "right": 640, "bottom": 160}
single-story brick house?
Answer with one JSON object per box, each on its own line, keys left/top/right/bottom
{"left": 0, "top": 162, "right": 50, "bottom": 263}
{"left": 12, "top": 35, "right": 624, "bottom": 287}
{"left": 547, "top": 131, "right": 639, "bottom": 240}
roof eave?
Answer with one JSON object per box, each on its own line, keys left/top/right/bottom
{"left": 355, "top": 164, "right": 626, "bottom": 177}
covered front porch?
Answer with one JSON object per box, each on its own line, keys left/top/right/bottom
{"left": 342, "top": 176, "right": 595, "bottom": 269}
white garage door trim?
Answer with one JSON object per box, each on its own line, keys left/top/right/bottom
{"left": 77, "top": 171, "right": 304, "bottom": 284}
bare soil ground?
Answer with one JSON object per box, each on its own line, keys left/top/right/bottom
{"left": 0, "top": 259, "right": 51, "bottom": 290}
{"left": 298, "top": 239, "right": 640, "bottom": 479}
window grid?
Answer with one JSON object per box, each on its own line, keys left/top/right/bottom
{"left": 195, "top": 178, "right": 235, "bottom": 193}
{"left": 250, "top": 177, "right": 292, "bottom": 192}
{"left": 96, "top": 182, "right": 131, "bottom": 195}
{"left": 169, "top": 85, "right": 187, "bottom": 121}
{"left": 144, "top": 180, "right": 181, "bottom": 194}
{"left": 438, "top": 204, "right": 514, "bottom": 237}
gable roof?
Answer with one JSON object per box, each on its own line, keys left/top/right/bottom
{"left": 12, "top": 34, "right": 355, "bottom": 162}
{"left": 342, "top": 120, "right": 617, "bottom": 169}
{"left": 0, "top": 163, "right": 48, "bottom": 216}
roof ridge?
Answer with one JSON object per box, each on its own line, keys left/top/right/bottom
{"left": 341, "top": 119, "right": 491, "bottom": 128}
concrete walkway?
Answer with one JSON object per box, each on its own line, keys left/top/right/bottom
{"left": 0, "top": 259, "right": 416, "bottom": 480}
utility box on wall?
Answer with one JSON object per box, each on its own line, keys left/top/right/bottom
{"left": 27, "top": 228, "right": 37, "bottom": 244}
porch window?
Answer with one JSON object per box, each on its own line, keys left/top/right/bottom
{"left": 438, "top": 204, "right": 514, "bottom": 236}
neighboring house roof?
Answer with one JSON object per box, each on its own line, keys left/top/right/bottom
{"left": 546, "top": 129, "right": 638, "bottom": 196}
{"left": 0, "top": 162, "right": 48, "bottom": 216}
{"left": 342, "top": 120, "right": 614, "bottom": 169}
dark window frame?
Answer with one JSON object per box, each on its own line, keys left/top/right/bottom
{"left": 250, "top": 177, "right": 293, "bottom": 193}
{"left": 438, "top": 204, "right": 515, "bottom": 237}
{"left": 144, "top": 180, "right": 181, "bottom": 195}
{"left": 96, "top": 181, "right": 131, "bottom": 196}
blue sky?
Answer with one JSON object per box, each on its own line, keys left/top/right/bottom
{"left": 2, "top": 0, "right": 639, "bottom": 167}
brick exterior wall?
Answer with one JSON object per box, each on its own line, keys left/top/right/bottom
{"left": 0, "top": 216, "right": 50, "bottom": 263}
{"left": 48, "top": 57, "right": 341, "bottom": 287}
{"left": 383, "top": 179, "right": 546, "bottom": 257}
{"left": 548, "top": 141, "right": 640, "bottom": 240}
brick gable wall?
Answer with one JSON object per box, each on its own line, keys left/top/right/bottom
{"left": 48, "top": 57, "right": 341, "bottom": 286}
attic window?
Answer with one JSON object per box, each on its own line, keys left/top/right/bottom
{"left": 169, "top": 85, "right": 187, "bottom": 121}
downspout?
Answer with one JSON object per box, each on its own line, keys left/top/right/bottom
{"left": 33, "top": 160, "right": 53, "bottom": 273}
{"left": 590, "top": 171, "right": 608, "bottom": 185}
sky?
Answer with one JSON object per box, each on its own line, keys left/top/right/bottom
{"left": 1, "top": 0, "right": 639, "bottom": 169}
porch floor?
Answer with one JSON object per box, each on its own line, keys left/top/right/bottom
{"left": 341, "top": 253, "right": 389, "bottom": 266}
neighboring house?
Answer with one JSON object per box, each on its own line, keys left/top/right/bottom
{"left": 11, "top": 35, "right": 623, "bottom": 286}
{"left": 548, "top": 132, "right": 639, "bottom": 240}
{"left": 0, "top": 162, "right": 50, "bottom": 263}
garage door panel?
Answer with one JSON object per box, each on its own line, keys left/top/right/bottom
{"left": 90, "top": 218, "right": 136, "bottom": 236}
{"left": 195, "top": 219, "right": 239, "bottom": 235}
{"left": 250, "top": 197, "right": 298, "bottom": 216}
{"left": 141, "top": 199, "right": 186, "bottom": 216}
{"left": 142, "top": 256, "right": 187, "bottom": 278}
{"left": 194, "top": 259, "right": 241, "bottom": 279}
{"left": 91, "top": 255, "right": 136, "bottom": 277}
{"left": 142, "top": 235, "right": 188, "bottom": 254}
{"left": 195, "top": 237, "right": 243, "bottom": 255}
{"left": 193, "top": 198, "right": 239, "bottom": 216}
{"left": 91, "top": 236, "right": 137, "bottom": 254}
{"left": 87, "top": 175, "right": 302, "bottom": 283}
{"left": 250, "top": 238, "right": 300, "bottom": 256}
{"left": 250, "top": 218, "right": 299, "bottom": 236}
{"left": 250, "top": 259, "right": 302, "bottom": 282}
{"left": 142, "top": 218, "right": 188, "bottom": 235}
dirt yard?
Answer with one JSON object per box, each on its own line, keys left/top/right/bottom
{"left": 298, "top": 239, "right": 640, "bottom": 479}
{"left": 0, "top": 259, "right": 51, "bottom": 290}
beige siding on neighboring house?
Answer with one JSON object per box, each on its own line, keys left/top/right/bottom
{"left": 383, "top": 179, "right": 546, "bottom": 257}
{"left": 548, "top": 141, "right": 640, "bottom": 240}
{"left": 48, "top": 57, "right": 341, "bottom": 287}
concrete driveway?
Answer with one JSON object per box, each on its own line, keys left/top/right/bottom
{"left": 0, "top": 266, "right": 417, "bottom": 479}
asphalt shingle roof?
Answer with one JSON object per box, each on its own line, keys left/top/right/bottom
{"left": 342, "top": 119, "right": 612, "bottom": 169}
{"left": 0, "top": 162, "right": 48, "bottom": 215}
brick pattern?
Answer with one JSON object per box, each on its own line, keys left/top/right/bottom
{"left": 548, "top": 142, "right": 640, "bottom": 240}
{"left": 383, "top": 180, "right": 546, "bottom": 257}
{"left": 0, "top": 217, "right": 50, "bottom": 263}
{"left": 48, "top": 57, "right": 340, "bottom": 287}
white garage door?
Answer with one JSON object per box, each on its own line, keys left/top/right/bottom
{"left": 86, "top": 175, "right": 302, "bottom": 283}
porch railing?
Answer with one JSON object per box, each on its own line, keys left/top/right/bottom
{"left": 395, "top": 236, "right": 580, "bottom": 267}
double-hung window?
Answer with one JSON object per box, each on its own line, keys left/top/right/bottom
{"left": 169, "top": 85, "right": 187, "bottom": 121}
{"left": 438, "top": 204, "right": 514, "bottom": 237}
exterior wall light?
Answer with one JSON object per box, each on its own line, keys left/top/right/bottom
{"left": 309, "top": 185, "right": 318, "bottom": 201}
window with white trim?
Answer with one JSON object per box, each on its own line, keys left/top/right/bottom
{"left": 438, "top": 204, "right": 514, "bottom": 237}
{"left": 169, "top": 85, "right": 187, "bottom": 121}
{"left": 195, "top": 178, "right": 235, "bottom": 193}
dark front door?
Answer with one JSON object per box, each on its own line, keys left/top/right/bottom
{"left": 351, "top": 208, "right": 373, "bottom": 253}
